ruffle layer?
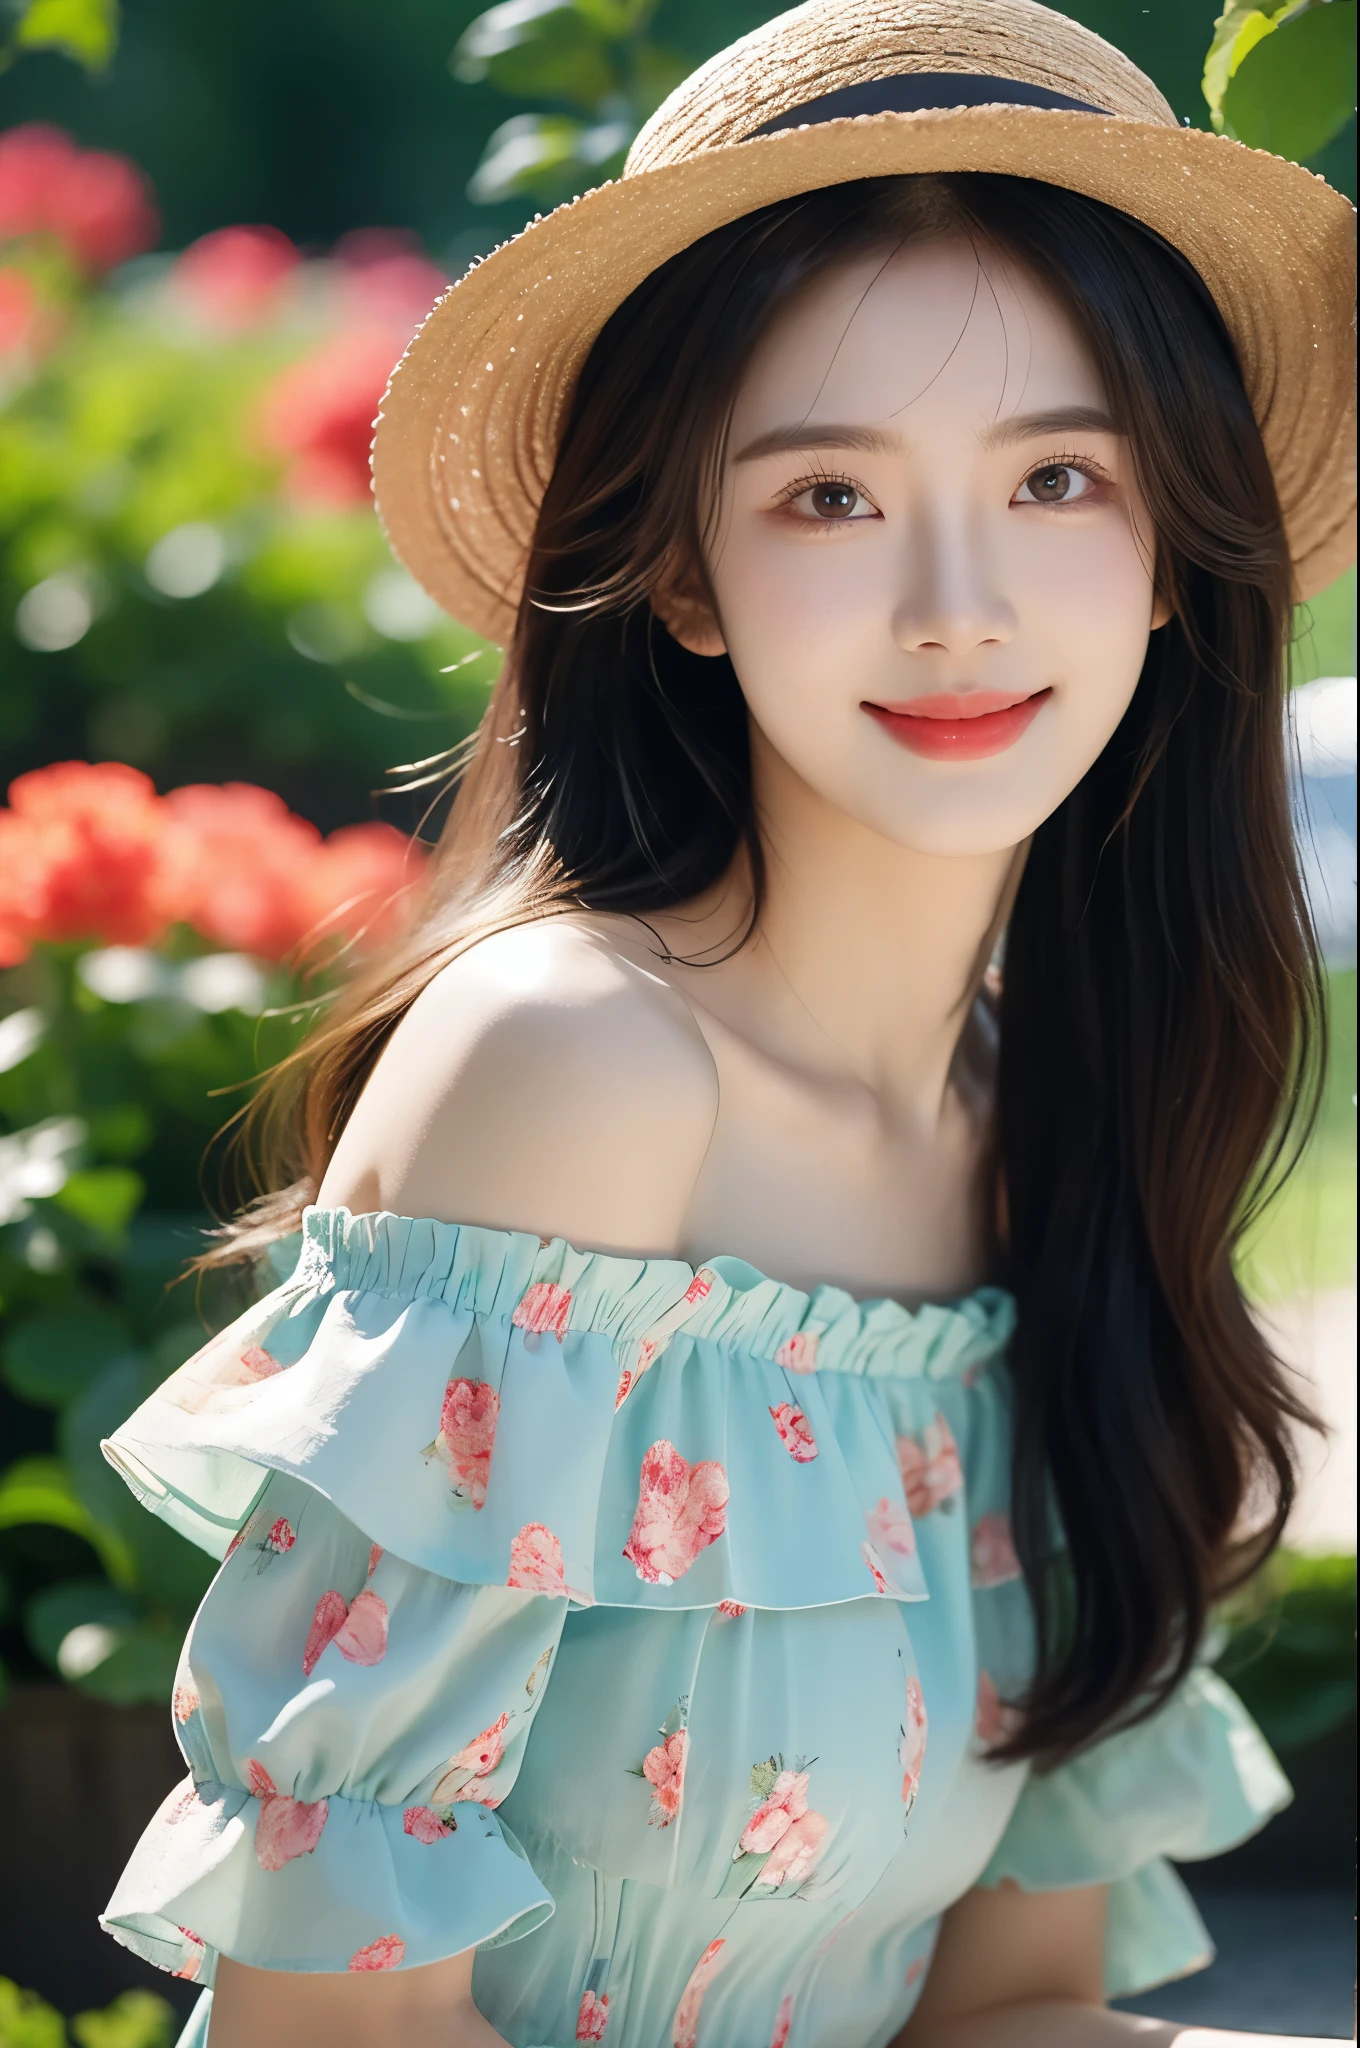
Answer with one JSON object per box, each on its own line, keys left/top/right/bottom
{"left": 978, "top": 1666, "right": 1292, "bottom": 1998}
{"left": 100, "top": 1770, "right": 553, "bottom": 1988}
{"left": 102, "top": 1208, "right": 1015, "bottom": 1612}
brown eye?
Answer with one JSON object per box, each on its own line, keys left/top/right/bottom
{"left": 809, "top": 482, "right": 860, "bottom": 519}
{"left": 1015, "top": 462, "right": 1096, "bottom": 506}
{"left": 1028, "top": 465, "right": 1071, "bottom": 502}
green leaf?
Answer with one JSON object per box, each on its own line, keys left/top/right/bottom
{"left": 71, "top": 1989, "right": 177, "bottom": 2048}
{"left": 67, "top": 1616, "right": 183, "bottom": 1704}
{"left": 748, "top": 1754, "right": 780, "bottom": 1799}
{"left": 54, "top": 1166, "right": 145, "bottom": 1239}
{"left": 1224, "top": 1, "right": 1358, "bottom": 161}
{"left": 453, "top": 0, "right": 621, "bottom": 111}
{"left": 24, "top": 1576, "right": 144, "bottom": 1671}
{"left": 86, "top": 1103, "right": 154, "bottom": 1161}
{"left": 1203, "top": 2, "right": 1288, "bottom": 128}
{"left": 468, "top": 112, "right": 587, "bottom": 201}
{"left": 0, "top": 1977, "right": 67, "bottom": 2048}
{"left": 0, "top": 1456, "right": 137, "bottom": 1588}
{"left": 1, "top": 1304, "right": 135, "bottom": 1407}
{"left": 13, "top": 0, "right": 119, "bottom": 70}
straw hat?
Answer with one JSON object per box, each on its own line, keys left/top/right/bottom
{"left": 372, "top": 0, "right": 1356, "bottom": 643}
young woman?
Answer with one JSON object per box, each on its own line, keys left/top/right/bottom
{"left": 99, "top": 3, "right": 1355, "bottom": 2045}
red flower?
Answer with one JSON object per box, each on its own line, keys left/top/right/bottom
{"left": 161, "top": 781, "right": 322, "bottom": 961}
{"left": 259, "top": 327, "right": 406, "bottom": 505}
{"left": 0, "top": 761, "right": 172, "bottom": 963}
{"left": 171, "top": 225, "right": 299, "bottom": 330}
{"left": 299, "top": 821, "right": 426, "bottom": 955}
{"left": 0, "top": 124, "right": 158, "bottom": 273}
{"left": 333, "top": 229, "right": 447, "bottom": 331}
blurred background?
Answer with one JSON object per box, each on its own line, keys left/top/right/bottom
{"left": 0, "top": 2, "right": 1354, "bottom": 2042}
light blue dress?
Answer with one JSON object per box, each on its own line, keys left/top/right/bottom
{"left": 100, "top": 1208, "right": 1289, "bottom": 2048}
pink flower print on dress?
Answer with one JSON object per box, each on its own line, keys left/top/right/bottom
{"left": 431, "top": 1710, "right": 511, "bottom": 1805}
{"left": 367, "top": 1542, "right": 383, "bottom": 1577}
{"left": 245, "top": 1759, "right": 329, "bottom": 1871}
{"left": 623, "top": 1440, "right": 729, "bottom": 1586}
{"left": 172, "top": 1679, "right": 199, "bottom": 1724}
{"left": 738, "top": 1768, "right": 809, "bottom": 1855}
{"left": 576, "top": 1989, "right": 610, "bottom": 2040}
{"left": 302, "top": 1588, "right": 348, "bottom": 1675}
{"left": 302, "top": 1585, "right": 390, "bottom": 1676}
{"left": 512, "top": 1281, "right": 572, "bottom": 1339}
{"left": 616, "top": 1268, "right": 715, "bottom": 1409}
{"left": 264, "top": 1516, "right": 295, "bottom": 1555}
{"left": 332, "top": 1587, "right": 389, "bottom": 1664}
{"left": 768, "top": 1402, "right": 818, "bottom": 1462}
{"left": 861, "top": 1541, "right": 890, "bottom": 1595}
{"left": 239, "top": 1345, "right": 285, "bottom": 1378}
{"left": 970, "top": 1513, "right": 1022, "bottom": 1589}
{"left": 423, "top": 1376, "right": 499, "bottom": 1508}
{"left": 508, "top": 1521, "right": 567, "bottom": 1594}
{"left": 897, "top": 1413, "right": 964, "bottom": 1517}
{"left": 775, "top": 1331, "right": 818, "bottom": 1373}
{"left": 716, "top": 1600, "right": 747, "bottom": 1619}
{"left": 174, "top": 1928, "right": 206, "bottom": 1982}
{"left": 349, "top": 1934, "right": 405, "bottom": 1971}
{"left": 672, "top": 1938, "right": 726, "bottom": 2048}
{"left": 641, "top": 1728, "right": 689, "bottom": 1828}
{"left": 756, "top": 1807, "right": 829, "bottom": 1891}
{"left": 403, "top": 1805, "right": 454, "bottom": 1843}
{"left": 900, "top": 1675, "right": 927, "bottom": 1811}
{"left": 865, "top": 1496, "right": 917, "bottom": 1561}
{"left": 771, "top": 1993, "right": 794, "bottom": 2048}
{"left": 975, "top": 1670, "right": 1023, "bottom": 1747}
{"left": 905, "top": 1958, "right": 925, "bottom": 1992}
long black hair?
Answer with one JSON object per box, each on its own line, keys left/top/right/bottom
{"left": 210, "top": 174, "right": 1324, "bottom": 1767}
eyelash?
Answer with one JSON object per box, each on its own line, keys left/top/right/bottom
{"left": 769, "top": 450, "right": 1116, "bottom": 524}
{"left": 1015, "top": 450, "right": 1114, "bottom": 501}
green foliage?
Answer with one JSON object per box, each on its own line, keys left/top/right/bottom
{"left": 1215, "top": 1550, "right": 1357, "bottom": 1749}
{"left": 0, "top": 1978, "right": 65, "bottom": 2048}
{"left": 455, "top": 0, "right": 687, "bottom": 204}
{"left": 1203, "top": 0, "right": 1358, "bottom": 160}
{"left": 0, "top": 1982, "right": 174, "bottom": 2048}
{"left": 7, "top": 0, "right": 118, "bottom": 73}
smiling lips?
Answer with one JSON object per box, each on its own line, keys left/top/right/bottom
{"left": 863, "top": 687, "right": 1051, "bottom": 760}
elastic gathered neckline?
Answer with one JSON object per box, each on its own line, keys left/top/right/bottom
{"left": 296, "top": 1205, "right": 1015, "bottom": 1383}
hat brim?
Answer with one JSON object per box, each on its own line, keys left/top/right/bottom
{"left": 372, "top": 105, "right": 1357, "bottom": 643}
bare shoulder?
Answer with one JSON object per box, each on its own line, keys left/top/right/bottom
{"left": 319, "top": 916, "right": 719, "bottom": 1256}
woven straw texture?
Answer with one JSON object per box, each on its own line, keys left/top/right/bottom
{"left": 372, "top": 0, "right": 1356, "bottom": 643}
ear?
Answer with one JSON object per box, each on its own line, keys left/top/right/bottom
{"left": 1150, "top": 588, "right": 1174, "bottom": 631}
{"left": 650, "top": 569, "right": 728, "bottom": 658}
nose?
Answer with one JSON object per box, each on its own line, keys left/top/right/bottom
{"left": 890, "top": 512, "right": 1017, "bottom": 657}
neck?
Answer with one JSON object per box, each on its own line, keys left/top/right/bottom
{"left": 730, "top": 730, "right": 1023, "bottom": 1126}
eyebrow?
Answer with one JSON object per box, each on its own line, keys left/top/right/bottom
{"left": 979, "top": 405, "right": 1121, "bottom": 448}
{"left": 733, "top": 423, "right": 902, "bottom": 463}
{"left": 733, "top": 405, "right": 1121, "bottom": 465}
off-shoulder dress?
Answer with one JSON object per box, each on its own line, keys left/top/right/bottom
{"left": 100, "top": 1207, "right": 1290, "bottom": 2048}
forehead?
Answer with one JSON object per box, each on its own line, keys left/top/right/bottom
{"left": 728, "top": 232, "right": 1106, "bottom": 440}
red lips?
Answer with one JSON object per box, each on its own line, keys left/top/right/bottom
{"left": 864, "top": 687, "right": 1051, "bottom": 760}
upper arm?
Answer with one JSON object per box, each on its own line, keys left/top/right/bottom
{"left": 900, "top": 1880, "right": 1108, "bottom": 2038}
{"left": 318, "top": 918, "right": 720, "bottom": 1256}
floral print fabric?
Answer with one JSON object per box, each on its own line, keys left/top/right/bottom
{"left": 100, "top": 1209, "right": 1291, "bottom": 2048}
